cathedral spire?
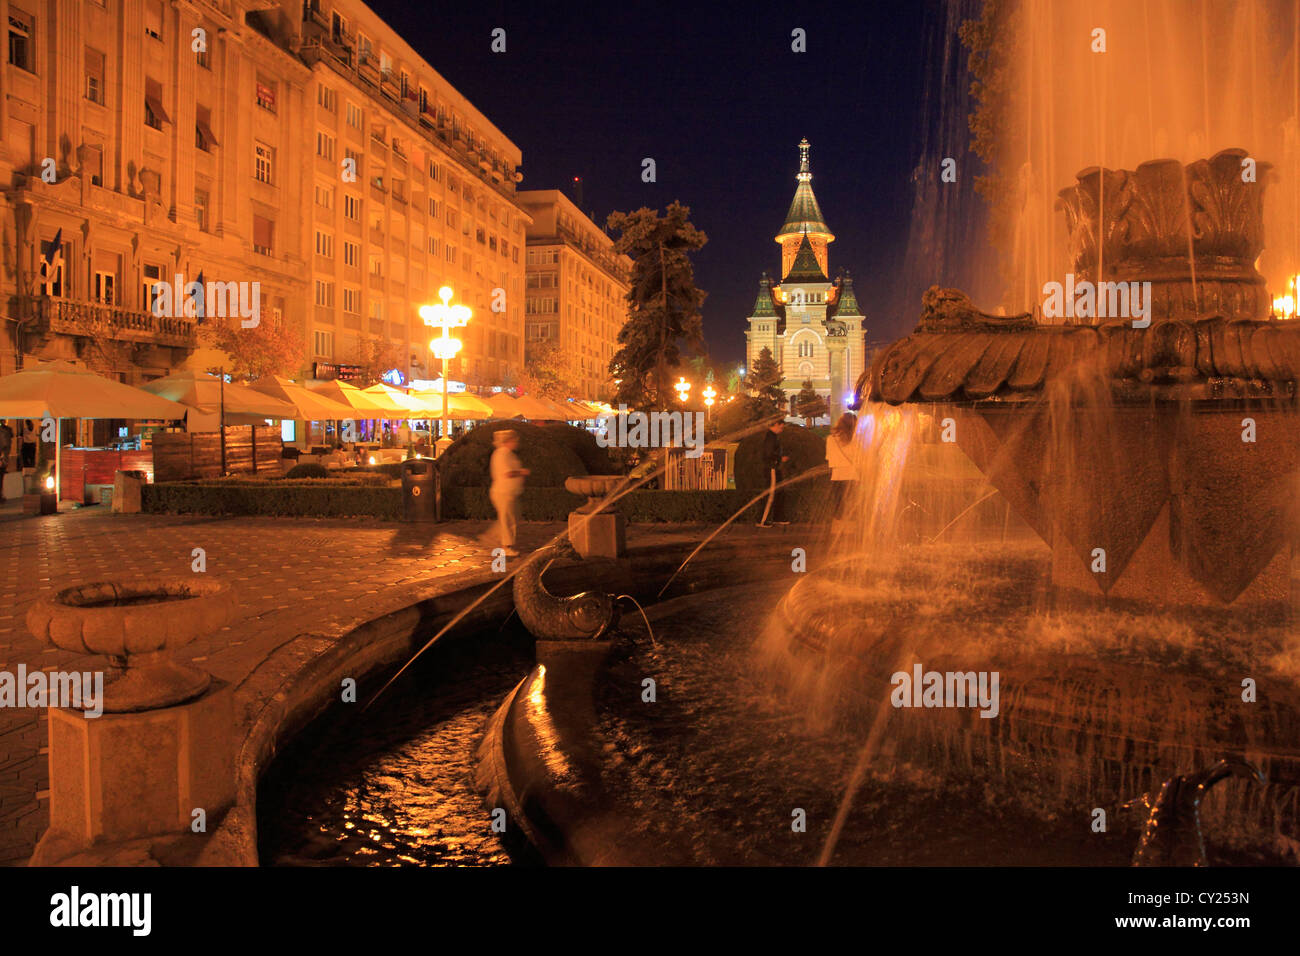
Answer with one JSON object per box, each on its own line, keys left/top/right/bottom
{"left": 776, "top": 138, "right": 834, "bottom": 277}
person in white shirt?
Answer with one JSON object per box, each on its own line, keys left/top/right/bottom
{"left": 824, "top": 412, "right": 859, "bottom": 519}
{"left": 489, "top": 429, "right": 529, "bottom": 554}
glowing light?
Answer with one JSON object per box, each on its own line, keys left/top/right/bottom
{"left": 44, "top": 475, "right": 54, "bottom": 491}
{"left": 1274, "top": 275, "right": 1299, "bottom": 319}
{"left": 674, "top": 377, "right": 691, "bottom": 402}
{"left": 368, "top": 455, "right": 376, "bottom": 465}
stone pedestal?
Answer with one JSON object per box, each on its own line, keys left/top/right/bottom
{"left": 568, "top": 510, "right": 626, "bottom": 559}
{"left": 31, "top": 679, "right": 235, "bottom": 864}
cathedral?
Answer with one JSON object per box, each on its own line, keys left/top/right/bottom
{"left": 744, "top": 139, "right": 867, "bottom": 422}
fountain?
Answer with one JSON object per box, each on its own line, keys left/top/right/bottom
{"left": 758, "top": 150, "right": 1300, "bottom": 853}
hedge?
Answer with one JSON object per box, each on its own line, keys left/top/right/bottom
{"left": 143, "top": 476, "right": 835, "bottom": 523}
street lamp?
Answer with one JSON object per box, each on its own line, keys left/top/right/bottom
{"left": 674, "top": 376, "right": 691, "bottom": 404}
{"left": 419, "top": 285, "right": 471, "bottom": 447}
{"left": 702, "top": 383, "right": 716, "bottom": 419}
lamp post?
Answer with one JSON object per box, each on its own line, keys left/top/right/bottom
{"left": 702, "top": 383, "right": 716, "bottom": 420}
{"left": 674, "top": 376, "right": 691, "bottom": 405}
{"left": 419, "top": 286, "right": 471, "bottom": 447}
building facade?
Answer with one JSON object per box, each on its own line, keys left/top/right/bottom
{"left": 744, "top": 139, "right": 867, "bottom": 422}
{"left": 517, "top": 189, "right": 630, "bottom": 401}
{"left": 1, "top": 0, "right": 527, "bottom": 399}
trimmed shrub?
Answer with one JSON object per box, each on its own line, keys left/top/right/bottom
{"left": 144, "top": 482, "right": 401, "bottom": 519}
{"left": 734, "top": 423, "right": 826, "bottom": 491}
{"left": 285, "top": 462, "right": 329, "bottom": 479}
{"left": 439, "top": 421, "right": 587, "bottom": 488}
{"left": 536, "top": 422, "right": 618, "bottom": 476}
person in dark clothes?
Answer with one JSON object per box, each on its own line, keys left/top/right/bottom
{"left": 757, "top": 417, "right": 790, "bottom": 526}
{"left": 0, "top": 421, "right": 12, "bottom": 503}
{"left": 20, "top": 420, "right": 37, "bottom": 469}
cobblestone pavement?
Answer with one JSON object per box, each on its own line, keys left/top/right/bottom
{"left": 0, "top": 508, "right": 582, "bottom": 865}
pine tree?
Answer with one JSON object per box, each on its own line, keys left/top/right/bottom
{"left": 606, "top": 202, "right": 707, "bottom": 410}
{"left": 747, "top": 346, "right": 785, "bottom": 418}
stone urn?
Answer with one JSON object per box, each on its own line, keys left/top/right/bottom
{"left": 564, "top": 475, "right": 628, "bottom": 558}
{"left": 26, "top": 578, "right": 233, "bottom": 713}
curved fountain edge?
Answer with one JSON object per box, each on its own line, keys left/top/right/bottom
{"left": 32, "top": 535, "right": 798, "bottom": 866}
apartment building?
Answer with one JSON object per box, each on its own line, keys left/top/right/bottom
{"left": 1, "top": 0, "right": 309, "bottom": 391}
{"left": 290, "top": 0, "right": 528, "bottom": 388}
{"left": 1, "top": 0, "right": 528, "bottom": 396}
{"left": 517, "top": 189, "right": 630, "bottom": 401}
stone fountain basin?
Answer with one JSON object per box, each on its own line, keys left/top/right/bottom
{"left": 565, "top": 475, "right": 629, "bottom": 514}
{"left": 26, "top": 579, "right": 233, "bottom": 659}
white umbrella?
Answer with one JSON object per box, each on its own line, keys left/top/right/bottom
{"left": 0, "top": 360, "right": 188, "bottom": 502}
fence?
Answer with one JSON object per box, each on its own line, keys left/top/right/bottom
{"left": 661, "top": 446, "right": 730, "bottom": 490}
{"left": 153, "top": 425, "right": 283, "bottom": 481}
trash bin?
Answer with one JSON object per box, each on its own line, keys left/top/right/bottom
{"left": 113, "top": 470, "right": 146, "bottom": 514}
{"left": 401, "top": 457, "right": 437, "bottom": 522}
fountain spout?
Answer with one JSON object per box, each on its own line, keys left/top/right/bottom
{"left": 1131, "top": 757, "right": 1265, "bottom": 867}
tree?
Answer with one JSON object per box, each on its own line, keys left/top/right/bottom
{"left": 795, "top": 380, "right": 828, "bottom": 425}
{"left": 747, "top": 346, "right": 785, "bottom": 419}
{"left": 354, "top": 338, "right": 406, "bottom": 387}
{"left": 606, "top": 202, "right": 707, "bottom": 410}
{"left": 518, "top": 339, "right": 579, "bottom": 399}
{"left": 201, "top": 310, "right": 306, "bottom": 381}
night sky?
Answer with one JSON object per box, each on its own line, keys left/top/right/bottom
{"left": 364, "top": 0, "right": 966, "bottom": 366}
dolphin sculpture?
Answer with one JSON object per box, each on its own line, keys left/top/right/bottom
{"left": 511, "top": 538, "right": 619, "bottom": 641}
{"left": 1131, "top": 756, "right": 1264, "bottom": 866}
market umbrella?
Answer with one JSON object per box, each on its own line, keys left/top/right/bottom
{"left": 249, "top": 376, "right": 355, "bottom": 420}
{"left": 410, "top": 390, "right": 493, "bottom": 420}
{"left": 306, "top": 379, "right": 391, "bottom": 417}
{"left": 535, "top": 396, "right": 575, "bottom": 420}
{"left": 511, "top": 394, "right": 562, "bottom": 420}
{"left": 0, "top": 360, "right": 188, "bottom": 502}
{"left": 566, "top": 400, "right": 604, "bottom": 420}
{"left": 361, "top": 383, "right": 427, "bottom": 417}
{"left": 140, "top": 371, "right": 296, "bottom": 428}
{"left": 485, "top": 392, "right": 524, "bottom": 419}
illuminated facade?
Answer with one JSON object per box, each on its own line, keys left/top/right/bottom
{"left": 518, "top": 189, "right": 630, "bottom": 400}
{"left": 744, "top": 139, "right": 866, "bottom": 422}
{"left": 1, "top": 0, "right": 527, "bottom": 392}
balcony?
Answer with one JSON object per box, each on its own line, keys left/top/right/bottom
{"left": 358, "top": 51, "right": 380, "bottom": 85}
{"left": 21, "top": 295, "right": 197, "bottom": 349}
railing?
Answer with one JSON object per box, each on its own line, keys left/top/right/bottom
{"left": 21, "top": 295, "right": 197, "bottom": 348}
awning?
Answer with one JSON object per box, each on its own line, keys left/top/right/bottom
{"left": 361, "top": 383, "right": 427, "bottom": 417}
{"left": 484, "top": 392, "right": 524, "bottom": 419}
{"left": 0, "top": 360, "right": 188, "bottom": 419}
{"left": 410, "top": 390, "right": 492, "bottom": 420}
{"left": 512, "top": 394, "right": 565, "bottom": 420}
{"left": 249, "top": 376, "right": 355, "bottom": 420}
{"left": 141, "top": 371, "right": 296, "bottom": 424}
{"left": 305, "top": 379, "right": 392, "bottom": 416}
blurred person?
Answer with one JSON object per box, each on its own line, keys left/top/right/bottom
{"left": 757, "top": 417, "right": 789, "bottom": 527}
{"left": 489, "top": 429, "right": 529, "bottom": 555}
{"left": 825, "top": 412, "right": 859, "bottom": 519}
{"left": 20, "top": 420, "right": 37, "bottom": 469}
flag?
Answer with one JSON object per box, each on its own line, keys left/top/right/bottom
{"left": 194, "top": 270, "right": 205, "bottom": 320}
{"left": 40, "top": 228, "right": 63, "bottom": 273}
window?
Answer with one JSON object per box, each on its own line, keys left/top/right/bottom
{"left": 144, "top": 78, "right": 168, "bottom": 129}
{"left": 145, "top": 0, "right": 163, "bottom": 40}
{"left": 195, "top": 105, "right": 218, "bottom": 151}
{"left": 345, "top": 147, "right": 362, "bottom": 176}
{"left": 368, "top": 255, "right": 382, "bottom": 277}
{"left": 194, "top": 189, "right": 210, "bottom": 232}
{"left": 418, "top": 87, "right": 430, "bottom": 114}
{"left": 343, "top": 288, "right": 360, "bottom": 314}
{"left": 315, "top": 230, "right": 333, "bottom": 258}
{"left": 317, "top": 85, "right": 336, "bottom": 113}
{"left": 255, "top": 76, "right": 276, "bottom": 112}
{"left": 195, "top": 24, "right": 211, "bottom": 68}
{"left": 313, "top": 329, "right": 333, "bottom": 357}
{"left": 94, "top": 271, "right": 116, "bottom": 304}
{"left": 330, "top": 11, "right": 346, "bottom": 43}
{"left": 40, "top": 238, "right": 67, "bottom": 297}
{"left": 476, "top": 227, "right": 486, "bottom": 245}
{"left": 314, "top": 182, "right": 334, "bottom": 209}
{"left": 316, "top": 131, "right": 335, "bottom": 161}
{"left": 343, "top": 194, "right": 361, "bottom": 221}
{"left": 8, "top": 10, "right": 34, "bottom": 72}
{"left": 446, "top": 245, "right": 455, "bottom": 263}
{"left": 428, "top": 198, "right": 438, "bottom": 218}
{"left": 369, "top": 300, "right": 383, "bottom": 321}
{"left": 346, "top": 101, "right": 362, "bottom": 129}
{"left": 343, "top": 241, "right": 359, "bottom": 267}
{"left": 428, "top": 160, "right": 440, "bottom": 182}
{"left": 314, "top": 280, "right": 334, "bottom": 308}
{"left": 253, "top": 215, "right": 274, "bottom": 256}
{"left": 143, "top": 264, "right": 164, "bottom": 312}
{"left": 85, "top": 48, "right": 104, "bottom": 104}
{"left": 427, "top": 236, "right": 438, "bottom": 255}
{"left": 254, "top": 142, "right": 274, "bottom": 184}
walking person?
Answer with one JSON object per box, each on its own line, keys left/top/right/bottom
{"left": 489, "top": 429, "right": 529, "bottom": 555}
{"left": 0, "top": 420, "right": 13, "bottom": 504}
{"left": 757, "top": 417, "right": 790, "bottom": 527}
{"left": 825, "top": 411, "right": 859, "bottom": 520}
{"left": 20, "top": 420, "right": 37, "bottom": 470}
